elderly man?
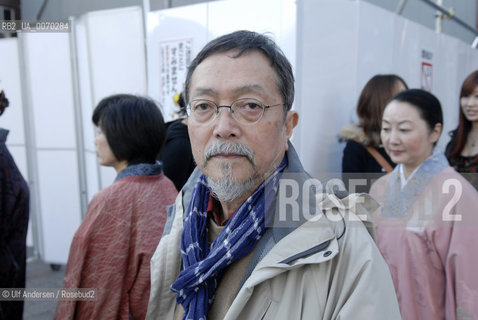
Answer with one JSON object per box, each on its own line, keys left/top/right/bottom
{"left": 147, "top": 30, "right": 400, "bottom": 320}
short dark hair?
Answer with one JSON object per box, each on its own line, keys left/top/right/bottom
{"left": 92, "top": 94, "right": 166, "bottom": 165}
{"left": 184, "top": 30, "right": 294, "bottom": 113}
{"left": 357, "top": 74, "right": 408, "bottom": 146}
{"left": 389, "top": 89, "right": 443, "bottom": 144}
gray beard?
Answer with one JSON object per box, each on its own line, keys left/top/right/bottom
{"left": 207, "top": 162, "right": 255, "bottom": 203}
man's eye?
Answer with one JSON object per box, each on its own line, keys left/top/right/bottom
{"left": 194, "top": 103, "right": 213, "bottom": 112}
{"left": 244, "top": 102, "right": 261, "bottom": 110}
{"left": 246, "top": 102, "right": 261, "bottom": 110}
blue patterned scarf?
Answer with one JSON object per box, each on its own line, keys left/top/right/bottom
{"left": 170, "top": 157, "right": 287, "bottom": 320}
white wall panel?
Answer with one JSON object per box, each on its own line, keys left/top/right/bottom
{"left": 389, "top": 16, "right": 437, "bottom": 91}
{"left": 296, "top": 0, "right": 359, "bottom": 177}
{"left": 434, "top": 35, "right": 462, "bottom": 152}
{"left": 98, "top": 166, "right": 116, "bottom": 192}
{"left": 36, "top": 150, "right": 81, "bottom": 264}
{"left": 356, "top": 1, "right": 395, "bottom": 84}
{"left": 75, "top": 18, "right": 95, "bottom": 156}
{"left": 22, "top": 32, "right": 82, "bottom": 264}
{"left": 23, "top": 33, "right": 77, "bottom": 149}
{"left": 85, "top": 6, "right": 147, "bottom": 105}
{"left": 208, "top": 0, "right": 282, "bottom": 38}
{"left": 74, "top": 17, "right": 100, "bottom": 202}
{"left": 85, "top": 151, "right": 100, "bottom": 203}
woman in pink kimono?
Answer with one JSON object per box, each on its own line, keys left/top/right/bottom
{"left": 370, "top": 89, "right": 478, "bottom": 320}
{"left": 55, "top": 94, "right": 177, "bottom": 319}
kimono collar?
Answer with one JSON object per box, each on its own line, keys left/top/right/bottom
{"left": 115, "top": 161, "right": 163, "bottom": 182}
{"left": 382, "top": 152, "right": 449, "bottom": 218}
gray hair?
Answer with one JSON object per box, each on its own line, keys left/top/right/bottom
{"left": 184, "top": 30, "right": 295, "bottom": 113}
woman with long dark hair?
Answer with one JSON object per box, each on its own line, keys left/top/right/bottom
{"left": 446, "top": 70, "right": 478, "bottom": 189}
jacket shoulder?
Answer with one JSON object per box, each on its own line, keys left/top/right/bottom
{"left": 319, "top": 208, "right": 401, "bottom": 319}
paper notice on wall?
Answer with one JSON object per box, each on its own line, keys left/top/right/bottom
{"left": 160, "top": 39, "right": 193, "bottom": 120}
{"left": 420, "top": 49, "right": 433, "bottom": 92}
{"left": 421, "top": 62, "right": 433, "bottom": 92}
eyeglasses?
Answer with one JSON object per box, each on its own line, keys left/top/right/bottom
{"left": 187, "top": 98, "right": 284, "bottom": 125}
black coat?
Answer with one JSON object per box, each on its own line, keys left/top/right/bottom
{"left": 341, "top": 140, "right": 394, "bottom": 193}
{"left": 158, "top": 120, "right": 196, "bottom": 191}
{"left": 0, "top": 129, "right": 29, "bottom": 320}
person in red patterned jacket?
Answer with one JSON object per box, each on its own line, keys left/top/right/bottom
{"left": 55, "top": 94, "right": 177, "bottom": 320}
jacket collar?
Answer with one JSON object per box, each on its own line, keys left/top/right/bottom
{"left": 114, "top": 161, "right": 163, "bottom": 182}
{"left": 338, "top": 123, "right": 381, "bottom": 147}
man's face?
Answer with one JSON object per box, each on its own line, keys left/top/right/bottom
{"left": 187, "top": 50, "right": 297, "bottom": 202}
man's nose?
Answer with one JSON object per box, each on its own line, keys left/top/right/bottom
{"left": 213, "top": 107, "right": 240, "bottom": 138}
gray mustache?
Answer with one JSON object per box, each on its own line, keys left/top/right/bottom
{"left": 204, "top": 142, "right": 254, "bottom": 163}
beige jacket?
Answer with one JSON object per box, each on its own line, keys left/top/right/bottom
{"left": 147, "top": 145, "right": 401, "bottom": 320}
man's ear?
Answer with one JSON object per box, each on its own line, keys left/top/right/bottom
{"left": 285, "top": 111, "right": 299, "bottom": 149}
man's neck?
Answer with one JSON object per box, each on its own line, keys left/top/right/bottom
{"left": 218, "top": 195, "right": 248, "bottom": 223}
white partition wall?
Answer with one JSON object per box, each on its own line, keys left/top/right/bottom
{"left": 294, "top": 0, "right": 360, "bottom": 178}
{"left": 20, "top": 32, "right": 82, "bottom": 264}
{"left": 72, "top": 17, "right": 98, "bottom": 207}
